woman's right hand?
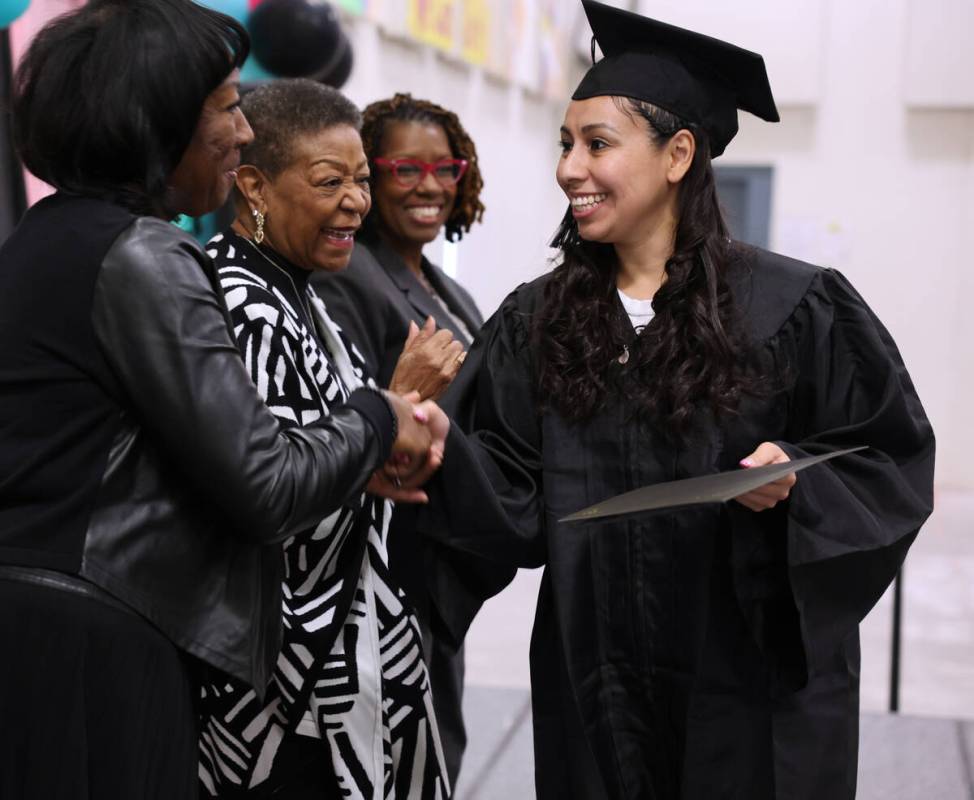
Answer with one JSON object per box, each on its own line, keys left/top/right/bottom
{"left": 365, "top": 392, "right": 434, "bottom": 503}
{"left": 366, "top": 391, "right": 446, "bottom": 503}
{"left": 386, "top": 389, "right": 432, "bottom": 464}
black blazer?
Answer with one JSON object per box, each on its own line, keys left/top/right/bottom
{"left": 311, "top": 238, "right": 484, "bottom": 388}
{"left": 311, "top": 239, "right": 511, "bottom": 647}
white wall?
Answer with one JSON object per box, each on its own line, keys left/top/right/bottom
{"left": 340, "top": 1, "right": 973, "bottom": 489}
{"left": 672, "top": 0, "right": 974, "bottom": 489}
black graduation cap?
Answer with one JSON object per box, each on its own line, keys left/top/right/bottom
{"left": 572, "top": 0, "right": 779, "bottom": 157}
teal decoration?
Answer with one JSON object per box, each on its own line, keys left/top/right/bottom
{"left": 173, "top": 213, "right": 224, "bottom": 245}
{"left": 195, "top": 0, "right": 248, "bottom": 21}
{"left": 195, "top": 0, "right": 273, "bottom": 83}
{"left": 0, "top": 0, "right": 29, "bottom": 29}
{"left": 173, "top": 215, "right": 195, "bottom": 234}
{"left": 241, "top": 54, "right": 274, "bottom": 84}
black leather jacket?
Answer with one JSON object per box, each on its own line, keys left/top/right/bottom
{"left": 69, "top": 216, "right": 390, "bottom": 691}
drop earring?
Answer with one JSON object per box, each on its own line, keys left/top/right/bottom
{"left": 252, "top": 208, "right": 265, "bottom": 244}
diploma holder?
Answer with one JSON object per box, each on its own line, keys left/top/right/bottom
{"left": 561, "top": 446, "right": 867, "bottom": 523}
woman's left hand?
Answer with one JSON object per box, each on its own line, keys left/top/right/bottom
{"left": 733, "top": 442, "right": 796, "bottom": 512}
{"left": 389, "top": 317, "right": 465, "bottom": 401}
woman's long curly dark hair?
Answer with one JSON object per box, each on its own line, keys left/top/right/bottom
{"left": 358, "top": 93, "right": 485, "bottom": 243}
{"left": 536, "top": 99, "right": 755, "bottom": 435}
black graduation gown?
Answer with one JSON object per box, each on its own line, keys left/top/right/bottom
{"left": 421, "top": 245, "right": 935, "bottom": 800}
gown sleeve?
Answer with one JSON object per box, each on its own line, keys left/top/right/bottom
{"left": 730, "top": 267, "right": 935, "bottom": 681}
{"left": 420, "top": 284, "right": 548, "bottom": 570}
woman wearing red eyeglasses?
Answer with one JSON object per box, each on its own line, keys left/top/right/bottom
{"left": 311, "top": 93, "right": 507, "bottom": 787}
{"left": 313, "top": 93, "right": 485, "bottom": 397}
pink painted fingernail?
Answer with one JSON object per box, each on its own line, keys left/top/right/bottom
{"left": 740, "top": 459, "right": 754, "bottom": 467}
{"left": 413, "top": 409, "right": 428, "bottom": 423}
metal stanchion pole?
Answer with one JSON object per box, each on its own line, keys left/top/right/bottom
{"left": 0, "top": 28, "right": 28, "bottom": 243}
{"left": 889, "top": 567, "right": 903, "bottom": 713}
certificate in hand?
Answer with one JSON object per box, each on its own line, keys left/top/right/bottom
{"left": 560, "top": 446, "right": 867, "bottom": 523}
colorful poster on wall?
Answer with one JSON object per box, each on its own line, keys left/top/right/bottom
{"left": 334, "top": 0, "right": 368, "bottom": 15}
{"left": 504, "top": 0, "right": 538, "bottom": 90}
{"left": 538, "top": 0, "right": 572, "bottom": 100}
{"left": 370, "top": 0, "right": 575, "bottom": 102}
{"left": 471, "top": 0, "right": 518, "bottom": 82}
{"left": 460, "top": 0, "right": 489, "bottom": 66}
{"left": 407, "top": 0, "right": 456, "bottom": 52}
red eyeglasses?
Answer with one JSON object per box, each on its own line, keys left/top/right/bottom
{"left": 373, "top": 158, "right": 469, "bottom": 188}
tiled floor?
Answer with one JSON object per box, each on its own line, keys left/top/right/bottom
{"left": 860, "top": 489, "right": 974, "bottom": 718}
{"left": 456, "top": 489, "right": 974, "bottom": 799}
{"left": 454, "top": 689, "right": 974, "bottom": 800}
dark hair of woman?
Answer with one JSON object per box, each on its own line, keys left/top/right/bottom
{"left": 358, "top": 92, "right": 485, "bottom": 242}
{"left": 537, "top": 98, "right": 758, "bottom": 434}
{"left": 12, "top": 0, "right": 249, "bottom": 217}
{"left": 238, "top": 78, "right": 362, "bottom": 178}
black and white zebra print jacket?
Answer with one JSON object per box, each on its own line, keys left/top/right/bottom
{"left": 198, "top": 230, "right": 450, "bottom": 799}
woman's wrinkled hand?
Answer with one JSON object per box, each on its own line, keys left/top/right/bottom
{"left": 388, "top": 316, "right": 466, "bottom": 401}
{"left": 733, "top": 441, "right": 796, "bottom": 512}
{"left": 385, "top": 389, "right": 431, "bottom": 461}
{"left": 366, "top": 391, "right": 451, "bottom": 503}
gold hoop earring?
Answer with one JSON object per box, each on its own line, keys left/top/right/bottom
{"left": 252, "top": 208, "right": 265, "bottom": 244}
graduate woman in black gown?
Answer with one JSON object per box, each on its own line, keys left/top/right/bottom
{"left": 417, "top": 2, "right": 936, "bottom": 798}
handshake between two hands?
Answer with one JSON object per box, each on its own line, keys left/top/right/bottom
{"left": 366, "top": 317, "right": 465, "bottom": 504}
{"left": 366, "top": 390, "right": 451, "bottom": 504}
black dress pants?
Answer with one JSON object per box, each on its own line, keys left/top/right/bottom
{"left": 244, "top": 732, "right": 343, "bottom": 799}
{"left": 0, "top": 576, "right": 199, "bottom": 800}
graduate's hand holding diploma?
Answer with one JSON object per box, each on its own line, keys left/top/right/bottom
{"left": 366, "top": 391, "right": 451, "bottom": 503}
{"left": 560, "top": 445, "right": 862, "bottom": 523}
{"left": 734, "top": 441, "right": 797, "bottom": 512}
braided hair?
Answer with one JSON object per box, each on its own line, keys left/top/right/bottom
{"left": 359, "top": 93, "right": 484, "bottom": 242}
{"left": 536, "top": 98, "right": 758, "bottom": 435}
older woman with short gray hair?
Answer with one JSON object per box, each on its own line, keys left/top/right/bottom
{"left": 197, "top": 79, "right": 451, "bottom": 800}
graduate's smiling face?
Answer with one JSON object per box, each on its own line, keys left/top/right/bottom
{"left": 556, "top": 95, "right": 692, "bottom": 248}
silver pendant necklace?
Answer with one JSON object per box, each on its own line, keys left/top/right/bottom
{"left": 240, "top": 236, "right": 315, "bottom": 324}
{"left": 238, "top": 234, "right": 334, "bottom": 410}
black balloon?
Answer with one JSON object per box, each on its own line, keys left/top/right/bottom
{"left": 248, "top": 0, "right": 348, "bottom": 79}
{"left": 313, "top": 30, "right": 354, "bottom": 88}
